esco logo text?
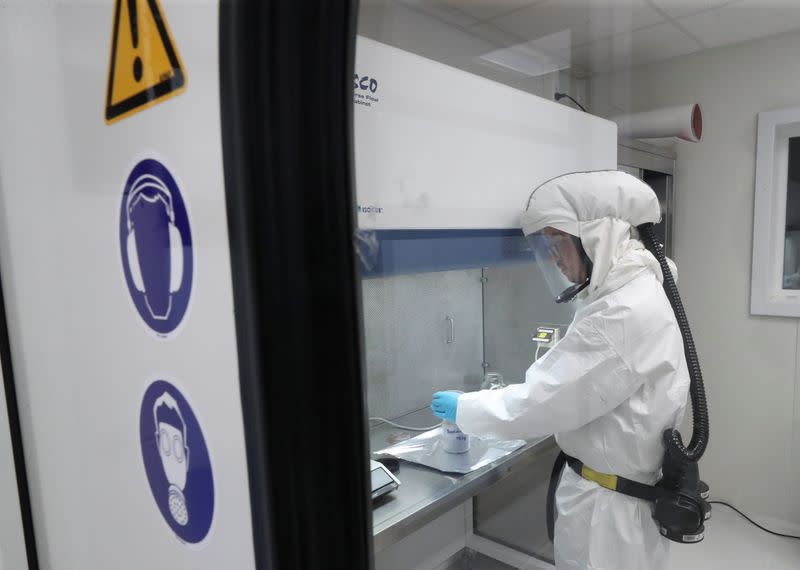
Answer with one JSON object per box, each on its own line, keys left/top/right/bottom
{"left": 354, "top": 74, "right": 378, "bottom": 93}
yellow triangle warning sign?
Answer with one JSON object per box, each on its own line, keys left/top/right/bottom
{"left": 105, "top": 0, "right": 186, "bottom": 124}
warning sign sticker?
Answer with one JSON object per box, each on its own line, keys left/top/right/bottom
{"left": 140, "top": 379, "right": 214, "bottom": 544}
{"left": 105, "top": 0, "right": 186, "bottom": 124}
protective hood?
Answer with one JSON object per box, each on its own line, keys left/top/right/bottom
{"left": 521, "top": 170, "right": 674, "bottom": 300}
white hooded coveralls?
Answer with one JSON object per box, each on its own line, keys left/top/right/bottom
{"left": 456, "top": 171, "right": 690, "bottom": 570}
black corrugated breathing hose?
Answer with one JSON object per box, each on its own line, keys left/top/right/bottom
{"left": 638, "top": 223, "right": 709, "bottom": 461}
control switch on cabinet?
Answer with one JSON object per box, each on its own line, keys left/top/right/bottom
{"left": 532, "top": 325, "right": 561, "bottom": 349}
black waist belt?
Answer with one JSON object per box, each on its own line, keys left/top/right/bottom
{"left": 546, "top": 451, "right": 666, "bottom": 542}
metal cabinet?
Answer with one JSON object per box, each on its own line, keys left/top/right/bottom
{"left": 618, "top": 139, "right": 677, "bottom": 258}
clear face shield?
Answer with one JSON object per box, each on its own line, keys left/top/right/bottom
{"left": 526, "top": 228, "right": 592, "bottom": 303}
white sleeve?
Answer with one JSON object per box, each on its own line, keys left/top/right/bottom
{"left": 455, "top": 314, "right": 645, "bottom": 441}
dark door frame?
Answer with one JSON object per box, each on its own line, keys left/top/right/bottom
{"left": 219, "top": 1, "right": 373, "bottom": 568}
{"left": 0, "top": 272, "right": 40, "bottom": 570}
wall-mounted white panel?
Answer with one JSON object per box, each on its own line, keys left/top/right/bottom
{"left": 0, "top": 1, "right": 255, "bottom": 568}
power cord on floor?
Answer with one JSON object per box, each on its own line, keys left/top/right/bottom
{"left": 369, "top": 417, "right": 442, "bottom": 431}
{"left": 709, "top": 501, "right": 800, "bottom": 541}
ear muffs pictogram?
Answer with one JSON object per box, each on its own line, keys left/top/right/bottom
{"left": 125, "top": 174, "right": 184, "bottom": 296}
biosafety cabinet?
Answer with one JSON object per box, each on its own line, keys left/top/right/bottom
{"left": 353, "top": 37, "right": 617, "bottom": 569}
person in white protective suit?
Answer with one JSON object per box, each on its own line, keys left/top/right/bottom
{"left": 431, "top": 170, "right": 690, "bottom": 570}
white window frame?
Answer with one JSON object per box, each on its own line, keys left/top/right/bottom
{"left": 752, "top": 107, "right": 800, "bottom": 317}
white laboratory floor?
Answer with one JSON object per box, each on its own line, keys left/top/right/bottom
{"left": 668, "top": 504, "right": 800, "bottom": 569}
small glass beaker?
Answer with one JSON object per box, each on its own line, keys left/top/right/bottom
{"left": 481, "top": 371, "right": 506, "bottom": 391}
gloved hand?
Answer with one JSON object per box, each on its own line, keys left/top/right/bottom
{"left": 431, "top": 391, "right": 460, "bottom": 422}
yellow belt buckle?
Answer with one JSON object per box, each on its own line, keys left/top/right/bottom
{"left": 581, "top": 465, "right": 618, "bottom": 491}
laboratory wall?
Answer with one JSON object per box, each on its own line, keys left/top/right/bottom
{"left": 590, "top": 29, "right": 800, "bottom": 529}
{"left": 363, "top": 262, "right": 575, "bottom": 422}
{"left": 363, "top": 270, "right": 483, "bottom": 421}
{"left": 483, "top": 263, "right": 574, "bottom": 384}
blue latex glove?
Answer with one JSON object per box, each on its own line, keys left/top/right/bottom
{"left": 431, "top": 391, "right": 460, "bottom": 422}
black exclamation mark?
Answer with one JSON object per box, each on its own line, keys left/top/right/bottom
{"left": 129, "top": 0, "right": 143, "bottom": 82}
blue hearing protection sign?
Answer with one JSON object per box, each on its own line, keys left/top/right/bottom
{"left": 140, "top": 380, "right": 214, "bottom": 544}
{"left": 119, "top": 159, "right": 192, "bottom": 335}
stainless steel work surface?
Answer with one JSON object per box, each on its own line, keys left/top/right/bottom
{"left": 376, "top": 427, "right": 526, "bottom": 474}
{"left": 370, "top": 409, "right": 554, "bottom": 552}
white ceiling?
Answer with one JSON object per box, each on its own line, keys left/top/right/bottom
{"left": 359, "top": 0, "right": 800, "bottom": 77}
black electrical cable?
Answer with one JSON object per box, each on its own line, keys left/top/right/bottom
{"left": 638, "top": 223, "right": 709, "bottom": 462}
{"left": 554, "top": 92, "right": 587, "bottom": 112}
{"left": 710, "top": 501, "right": 800, "bottom": 541}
